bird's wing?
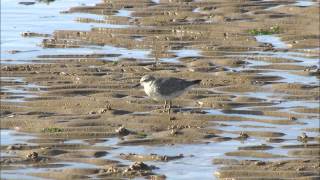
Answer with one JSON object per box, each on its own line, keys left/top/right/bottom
{"left": 154, "top": 77, "right": 195, "bottom": 95}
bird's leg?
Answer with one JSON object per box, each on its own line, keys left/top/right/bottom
{"left": 164, "top": 100, "right": 167, "bottom": 111}
{"left": 168, "top": 100, "right": 172, "bottom": 114}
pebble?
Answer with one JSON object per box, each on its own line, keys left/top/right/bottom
{"left": 239, "top": 132, "right": 249, "bottom": 139}
{"left": 255, "top": 161, "right": 266, "bottom": 166}
{"left": 297, "top": 132, "right": 308, "bottom": 142}
{"left": 26, "top": 152, "right": 38, "bottom": 160}
{"left": 116, "top": 126, "right": 130, "bottom": 136}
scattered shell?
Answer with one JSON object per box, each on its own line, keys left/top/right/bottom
{"left": 127, "top": 162, "right": 155, "bottom": 171}
{"left": 26, "top": 152, "right": 38, "bottom": 160}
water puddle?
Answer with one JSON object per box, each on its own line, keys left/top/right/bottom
{"left": 260, "top": 71, "right": 318, "bottom": 84}
{"left": 236, "top": 35, "right": 320, "bottom": 85}
{"left": 0, "top": 129, "right": 35, "bottom": 146}
{"left": 33, "top": 45, "right": 151, "bottom": 62}
{"left": 1, "top": 169, "right": 49, "bottom": 180}
{"left": 265, "top": 0, "right": 315, "bottom": 10}
{"left": 1, "top": 0, "right": 132, "bottom": 63}
{"left": 294, "top": 0, "right": 315, "bottom": 7}
{"left": 98, "top": 139, "right": 246, "bottom": 179}
{"left": 205, "top": 109, "right": 285, "bottom": 120}
{"left": 115, "top": 9, "right": 133, "bottom": 17}
{"left": 255, "top": 35, "right": 288, "bottom": 49}
{"left": 1, "top": 77, "right": 43, "bottom": 102}
{"left": 160, "top": 49, "right": 202, "bottom": 63}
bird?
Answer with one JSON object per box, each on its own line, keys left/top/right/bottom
{"left": 137, "top": 75, "right": 201, "bottom": 114}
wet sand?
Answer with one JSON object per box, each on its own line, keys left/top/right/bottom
{"left": 1, "top": 0, "right": 319, "bottom": 179}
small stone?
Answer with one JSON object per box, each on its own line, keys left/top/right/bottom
{"left": 98, "top": 108, "right": 108, "bottom": 114}
{"left": 106, "top": 166, "right": 118, "bottom": 173}
{"left": 106, "top": 104, "right": 112, "bottom": 110}
{"left": 26, "top": 152, "right": 38, "bottom": 160}
{"left": 296, "top": 167, "right": 305, "bottom": 171}
{"left": 239, "top": 132, "right": 249, "bottom": 139}
{"left": 298, "top": 132, "right": 308, "bottom": 142}
{"left": 290, "top": 116, "right": 297, "bottom": 121}
{"left": 170, "top": 129, "right": 178, "bottom": 135}
{"left": 255, "top": 161, "right": 266, "bottom": 166}
{"left": 127, "top": 162, "right": 154, "bottom": 171}
{"left": 116, "top": 126, "right": 130, "bottom": 136}
{"left": 169, "top": 117, "right": 176, "bottom": 121}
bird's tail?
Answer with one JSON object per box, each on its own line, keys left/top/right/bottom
{"left": 191, "top": 79, "right": 202, "bottom": 85}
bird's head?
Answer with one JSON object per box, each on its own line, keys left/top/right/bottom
{"left": 139, "top": 75, "right": 156, "bottom": 86}
{"left": 132, "top": 75, "right": 156, "bottom": 88}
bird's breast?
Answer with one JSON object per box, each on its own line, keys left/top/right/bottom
{"left": 143, "top": 82, "right": 161, "bottom": 100}
{"left": 143, "top": 82, "right": 155, "bottom": 96}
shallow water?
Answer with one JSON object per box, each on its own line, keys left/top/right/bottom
{"left": 0, "top": 129, "right": 36, "bottom": 146}
{"left": 294, "top": 0, "right": 315, "bottom": 7}
{"left": 115, "top": 9, "right": 133, "bottom": 17}
{"left": 1, "top": 0, "right": 132, "bottom": 63}
{"left": 255, "top": 35, "right": 288, "bottom": 49}
{"left": 1, "top": 76, "right": 42, "bottom": 102}
{"left": 240, "top": 35, "right": 319, "bottom": 84}
{"left": 98, "top": 138, "right": 243, "bottom": 180}
{"left": 160, "top": 49, "right": 202, "bottom": 63}
{"left": 265, "top": 0, "right": 315, "bottom": 10}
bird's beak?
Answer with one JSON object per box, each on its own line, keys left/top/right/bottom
{"left": 132, "top": 83, "right": 141, "bottom": 88}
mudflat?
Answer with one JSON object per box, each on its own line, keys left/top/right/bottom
{"left": 1, "top": 0, "right": 319, "bottom": 179}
